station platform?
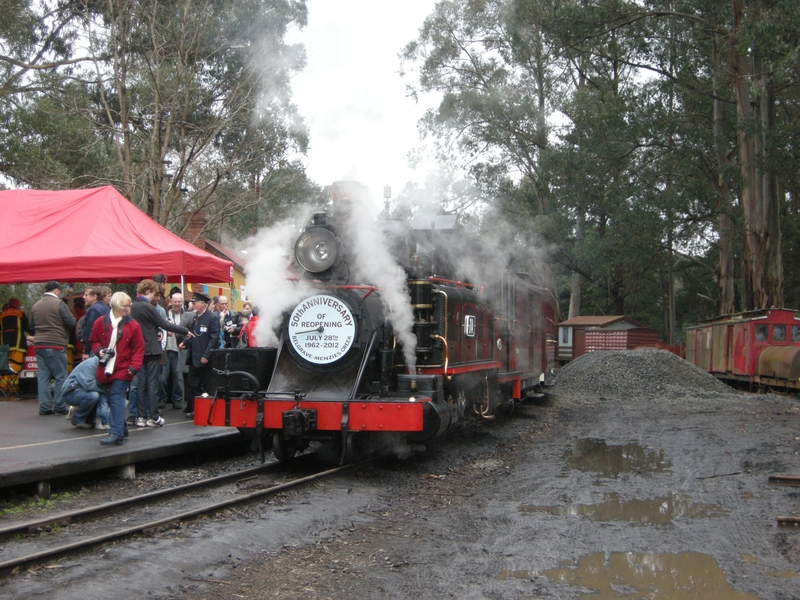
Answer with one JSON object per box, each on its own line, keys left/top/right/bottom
{"left": 0, "top": 397, "right": 244, "bottom": 496}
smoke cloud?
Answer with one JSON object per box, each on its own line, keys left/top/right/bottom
{"left": 242, "top": 214, "right": 316, "bottom": 347}
{"left": 241, "top": 182, "right": 553, "bottom": 371}
{"left": 335, "top": 191, "right": 418, "bottom": 373}
{"left": 242, "top": 191, "right": 418, "bottom": 373}
{"left": 394, "top": 177, "right": 555, "bottom": 302}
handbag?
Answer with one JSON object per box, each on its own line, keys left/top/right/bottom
{"left": 236, "top": 330, "right": 248, "bottom": 349}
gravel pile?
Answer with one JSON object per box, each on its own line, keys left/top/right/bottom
{"left": 551, "top": 348, "right": 736, "bottom": 401}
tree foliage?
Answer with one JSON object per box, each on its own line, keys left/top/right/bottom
{"left": 0, "top": 0, "right": 315, "bottom": 241}
{"left": 403, "top": 0, "right": 800, "bottom": 340}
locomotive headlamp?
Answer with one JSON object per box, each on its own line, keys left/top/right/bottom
{"left": 295, "top": 226, "right": 339, "bottom": 273}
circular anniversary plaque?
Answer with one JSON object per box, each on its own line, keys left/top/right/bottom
{"left": 287, "top": 294, "right": 357, "bottom": 364}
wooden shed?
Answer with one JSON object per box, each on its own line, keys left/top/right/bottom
{"left": 557, "top": 316, "right": 661, "bottom": 363}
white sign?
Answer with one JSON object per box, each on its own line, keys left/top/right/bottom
{"left": 464, "top": 315, "right": 476, "bottom": 337}
{"left": 288, "top": 294, "right": 356, "bottom": 364}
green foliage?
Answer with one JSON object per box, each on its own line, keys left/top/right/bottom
{"left": 0, "top": 283, "right": 44, "bottom": 312}
{"left": 403, "top": 0, "right": 800, "bottom": 339}
{"left": 0, "top": 490, "right": 74, "bottom": 517}
{"left": 0, "top": 0, "right": 312, "bottom": 240}
{"left": 0, "top": 80, "right": 115, "bottom": 189}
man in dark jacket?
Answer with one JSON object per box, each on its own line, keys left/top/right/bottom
{"left": 30, "top": 281, "right": 75, "bottom": 415}
{"left": 180, "top": 291, "right": 219, "bottom": 419}
{"left": 216, "top": 295, "right": 241, "bottom": 348}
{"left": 81, "top": 287, "right": 110, "bottom": 359}
{"left": 130, "top": 279, "right": 188, "bottom": 427}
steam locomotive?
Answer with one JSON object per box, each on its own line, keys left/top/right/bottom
{"left": 195, "top": 186, "right": 557, "bottom": 462}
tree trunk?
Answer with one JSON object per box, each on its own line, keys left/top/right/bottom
{"left": 760, "top": 67, "right": 783, "bottom": 307}
{"left": 667, "top": 227, "right": 676, "bottom": 345}
{"left": 731, "top": 0, "right": 766, "bottom": 309}
{"left": 568, "top": 273, "right": 581, "bottom": 319}
{"left": 612, "top": 264, "right": 625, "bottom": 315}
{"left": 568, "top": 201, "right": 585, "bottom": 319}
{"left": 712, "top": 33, "right": 735, "bottom": 315}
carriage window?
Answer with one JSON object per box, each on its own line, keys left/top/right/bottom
{"left": 755, "top": 324, "right": 768, "bottom": 342}
{"left": 793, "top": 326, "right": 800, "bottom": 342}
{"left": 773, "top": 325, "right": 786, "bottom": 342}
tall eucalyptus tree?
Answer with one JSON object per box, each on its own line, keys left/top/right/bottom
{"left": 82, "top": 0, "right": 309, "bottom": 238}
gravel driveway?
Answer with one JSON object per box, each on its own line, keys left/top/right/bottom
{"left": 3, "top": 350, "right": 800, "bottom": 599}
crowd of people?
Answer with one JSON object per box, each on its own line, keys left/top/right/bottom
{"left": 1, "top": 278, "right": 261, "bottom": 447}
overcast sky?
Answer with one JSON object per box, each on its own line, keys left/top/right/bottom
{"left": 287, "top": 1, "right": 439, "bottom": 210}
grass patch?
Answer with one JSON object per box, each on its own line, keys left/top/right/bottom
{"left": 0, "top": 492, "right": 74, "bottom": 517}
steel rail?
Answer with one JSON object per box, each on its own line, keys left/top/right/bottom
{"left": 0, "top": 461, "right": 283, "bottom": 541}
{"left": 0, "top": 461, "right": 362, "bottom": 575}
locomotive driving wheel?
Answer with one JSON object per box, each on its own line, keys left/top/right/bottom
{"left": 341, "top": 432, "right": 363, "bottom": 464}
{"left": 272, "top": 433, "right": 298, "bottom": 462}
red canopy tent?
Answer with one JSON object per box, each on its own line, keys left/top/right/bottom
{"left": 0, "top": 186, "right": 232, "bottom": 283}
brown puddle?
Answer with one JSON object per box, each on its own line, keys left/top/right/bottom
{"left": 495, "top": 570, "right": 531, "bottom": 580}
{"left": 765, "top": 570, "right": 798, "bottom": 578}
{"left": 541, "top": 551, "right": 757, "bottom": 599}
{"left": 740, "top": 554, "right": 758, "bottom": 564}
{"left": 564, "top": 438, "right": 672, "bottom": 477}
{"left": 519, "top": 492, "right": 728, "bottom": 525}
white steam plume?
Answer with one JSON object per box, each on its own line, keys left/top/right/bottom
{"left": 447, "top": 220, "right": 554, "bottom": 296}
{"left": 337, "top": 195, "right": 418, "bottom": 374}
{"left": 242, "top": 189, "right": 421, "bottom": 373}
{"left": 242, "top": 217, "right": 315, "bottom": 347}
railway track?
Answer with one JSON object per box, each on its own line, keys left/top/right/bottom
{"left": 0, "top": 458, "right": 365, "bottom": 575}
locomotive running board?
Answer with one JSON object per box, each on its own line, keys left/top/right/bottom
{"left": 417, "top": 361, "right": 501, "bottom": 376}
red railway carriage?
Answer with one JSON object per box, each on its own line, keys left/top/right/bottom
{"left": 686, "top": 308, "right": 800, "bottom": 390}
{"left": 194, "top": 200, "right": 556, "bottom": 463}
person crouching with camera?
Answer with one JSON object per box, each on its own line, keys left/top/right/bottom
{"left": 62, "top": 356, "right": 106, "bottom": 429}
{"left": 89, "top": 292, "right": 144, "bottom": 446}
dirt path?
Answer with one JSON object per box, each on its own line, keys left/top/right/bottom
{"left": 3, "top": 350, "right": 800, "bottom": 599}
{"left": 189, "top": 351, "right": 800, "bottom": 599}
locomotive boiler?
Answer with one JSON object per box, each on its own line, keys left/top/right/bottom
{"left": 195, "top": 193, "right": 557, "bottom": 462}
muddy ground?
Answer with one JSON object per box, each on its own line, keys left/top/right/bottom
{"left": 3, "top": 350, "right": 800, "bottom": 599}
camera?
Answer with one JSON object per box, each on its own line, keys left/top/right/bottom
{"left": 98, "top": 348, "right": 116, "bottom": 366}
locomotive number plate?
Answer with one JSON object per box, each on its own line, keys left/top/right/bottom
{"left": 288, "top": 294, "right": 356, "bottom": 364}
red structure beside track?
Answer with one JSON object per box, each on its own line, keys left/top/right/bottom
{"left": 686, "top": 308, "right": 800, "bottom": 390}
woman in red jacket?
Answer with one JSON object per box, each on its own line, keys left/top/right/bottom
{"left": 89, "top": 292, "right": 144, "bottom": 445}
{"left": 238, "top": 305, "right": 260, "bottom": 348}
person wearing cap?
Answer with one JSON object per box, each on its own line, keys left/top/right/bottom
{"left": 29, "top": 281, "right": 76, "bottom": 415}
{"left": 0, "top": 297, "right": 33, "bottom": 372}
{"left": 179, "top": 291, "right": 219, "bottom": 419}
